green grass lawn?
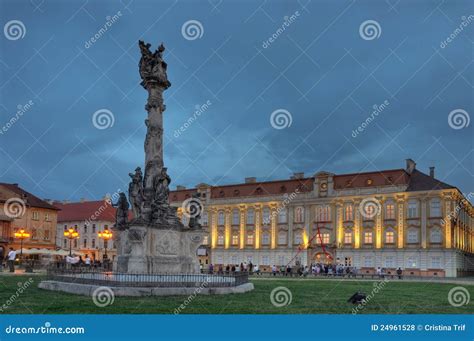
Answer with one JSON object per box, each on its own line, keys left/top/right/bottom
{"left": 0, "top": 275, "right": 473, "bottom": 314}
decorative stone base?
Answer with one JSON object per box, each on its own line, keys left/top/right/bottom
{"left": 38, "top": 281, "right": 254, "bottom": 296}
{"left": 115, "top": 224, "right": 206, "bottom": 274}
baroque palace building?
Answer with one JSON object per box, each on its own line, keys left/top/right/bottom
{"left": 170, "top": 159, "right": 473, "bottom": 277}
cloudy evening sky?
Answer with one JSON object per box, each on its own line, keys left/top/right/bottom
{"left": 0, "top": 0, "right": 472, "bottom": 201}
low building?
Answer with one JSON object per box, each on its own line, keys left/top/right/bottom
{"left": 0, "top": 183, "right": 60, "bottom": 257}
{"left": 170, "top": 159, "right": 473, "bottom": 277}
{"left": 54, "top": 198, "right": 119, "bottom": 261}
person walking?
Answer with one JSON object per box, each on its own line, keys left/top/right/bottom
{"left": 7, "top": 248, "right": 16, "bottom": 273}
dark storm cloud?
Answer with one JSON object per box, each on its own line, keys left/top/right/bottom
{"left": 0, "top": 0, "right": 472, "bottom": 201}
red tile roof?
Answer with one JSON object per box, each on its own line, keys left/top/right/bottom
{"left": 333, "top": 169, "right": 409, "bottom": 189}
{"left": 54, "top": 200, "right": 127, "bottom": 223}
{"left": 0, "top": 183, "right": 60, "bottom": 210}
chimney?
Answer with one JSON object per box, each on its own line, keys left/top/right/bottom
{"left": 405, "top": 159, "right": 416, "bottom": 174}
{"left": 176, "top": 185, "right": 186, "bottom": 190}
{"left": 429, "top": 166, "right": 435, "bottom": 178}
{"left": 290, "top": 172, "right": 304, "bottom": 179}
{"left": 245, "top": 177, "right": 256, "bottom": 183}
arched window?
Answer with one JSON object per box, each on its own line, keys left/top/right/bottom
{"left": 430, "top": 227, "right": 442, "bottom": 243}
{"left": 344, "top": 205, "right": 353, "bottom": 221}
{"left": 218, "top": 211, "right": 225, "bottom": 225}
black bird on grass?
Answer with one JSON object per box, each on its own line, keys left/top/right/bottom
{"left": 348, "top": 291, "right": 367, "bottom": 304}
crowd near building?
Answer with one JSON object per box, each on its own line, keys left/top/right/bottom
{"left": 170, "top": 159, "right": 473, "bottom": 278}
{"left": 0, "top": 159, "right": 472, "bottom": 277}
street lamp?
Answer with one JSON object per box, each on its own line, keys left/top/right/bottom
{"left": 98, "top": 228, "right": 113, "bottom": 260}
{"left": 14, "top": 229, "right": 30, "bottom": 260}
{"left": 63, "top": 227, "right": 79, "bottom": 256}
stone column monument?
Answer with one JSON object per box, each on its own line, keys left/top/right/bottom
{"left": 114, "top": 41, "right": 206, "bottom": 274}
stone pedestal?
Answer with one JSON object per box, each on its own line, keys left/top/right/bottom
{"left": 114, "top": 225, "right": 206, "bottom": 274}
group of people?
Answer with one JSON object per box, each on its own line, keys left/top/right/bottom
{"left": 201, "top": 262, "right": 405, "bottom": 279}
{"left": 62, "top": 254, "right": 108, "bottom": 268}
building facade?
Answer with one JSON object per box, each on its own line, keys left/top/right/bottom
{"left": 0, "top": 183, "right": 59, "bottom": 256}
{"left": 54, "top": 198, "right": 119, "bottom": 261}
{"left": 170, "top": 159, "right": 473, "bottom": 277}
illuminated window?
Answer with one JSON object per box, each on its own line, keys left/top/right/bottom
{"left": 217, "top": 234, "right": 224, "bottom": 245}
{"left": 344, "top": 205, "right": 353, "bottom": 221}
{"left": 232, "top": 234, "right": 239, "bottom": 245}
{"left": 294, "top": 207, "right": 304, "bottom": 223}
{"left": 320, "top": 233, "right": 330, "bottom": 244}
{"left": 247, "top": 209, "right": 254, "bottom": 224}
{"left": 430, "top": 199, "right": 441, "bottom": 217}
{"left": 218, "top": 211, "right": 225, "bottom": 225}
{"left": 246, "top": 233, "right": 254, "bottom": 245}
{"left": 202, "top": 235, "right": 209, "bottom": 245}
{"left": 385, "top": 230, "right": 395, "bottom": 244}
{"left": 344, "top": 231, "right": 352, "bottom": 244}
{"left": 385, "top": 203, "right": 395, "bottom": 219}
{"left": 316, "top": 205, "right": 331, "bottom": 221}
{"left": 232, "top": 209, "right": 239, "bottom": 225}
{"left": 278, "top": 209, "right": 287, "bottom": 223}
{"left": 364, "top": 231, "right": 373, "bottom": 244}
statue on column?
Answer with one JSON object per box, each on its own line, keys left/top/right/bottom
{"left": 113, "top": 192, "right": 129, "bottom": 229}
{"left": 128, "top": 167, "right": 144, "bottom": 219}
